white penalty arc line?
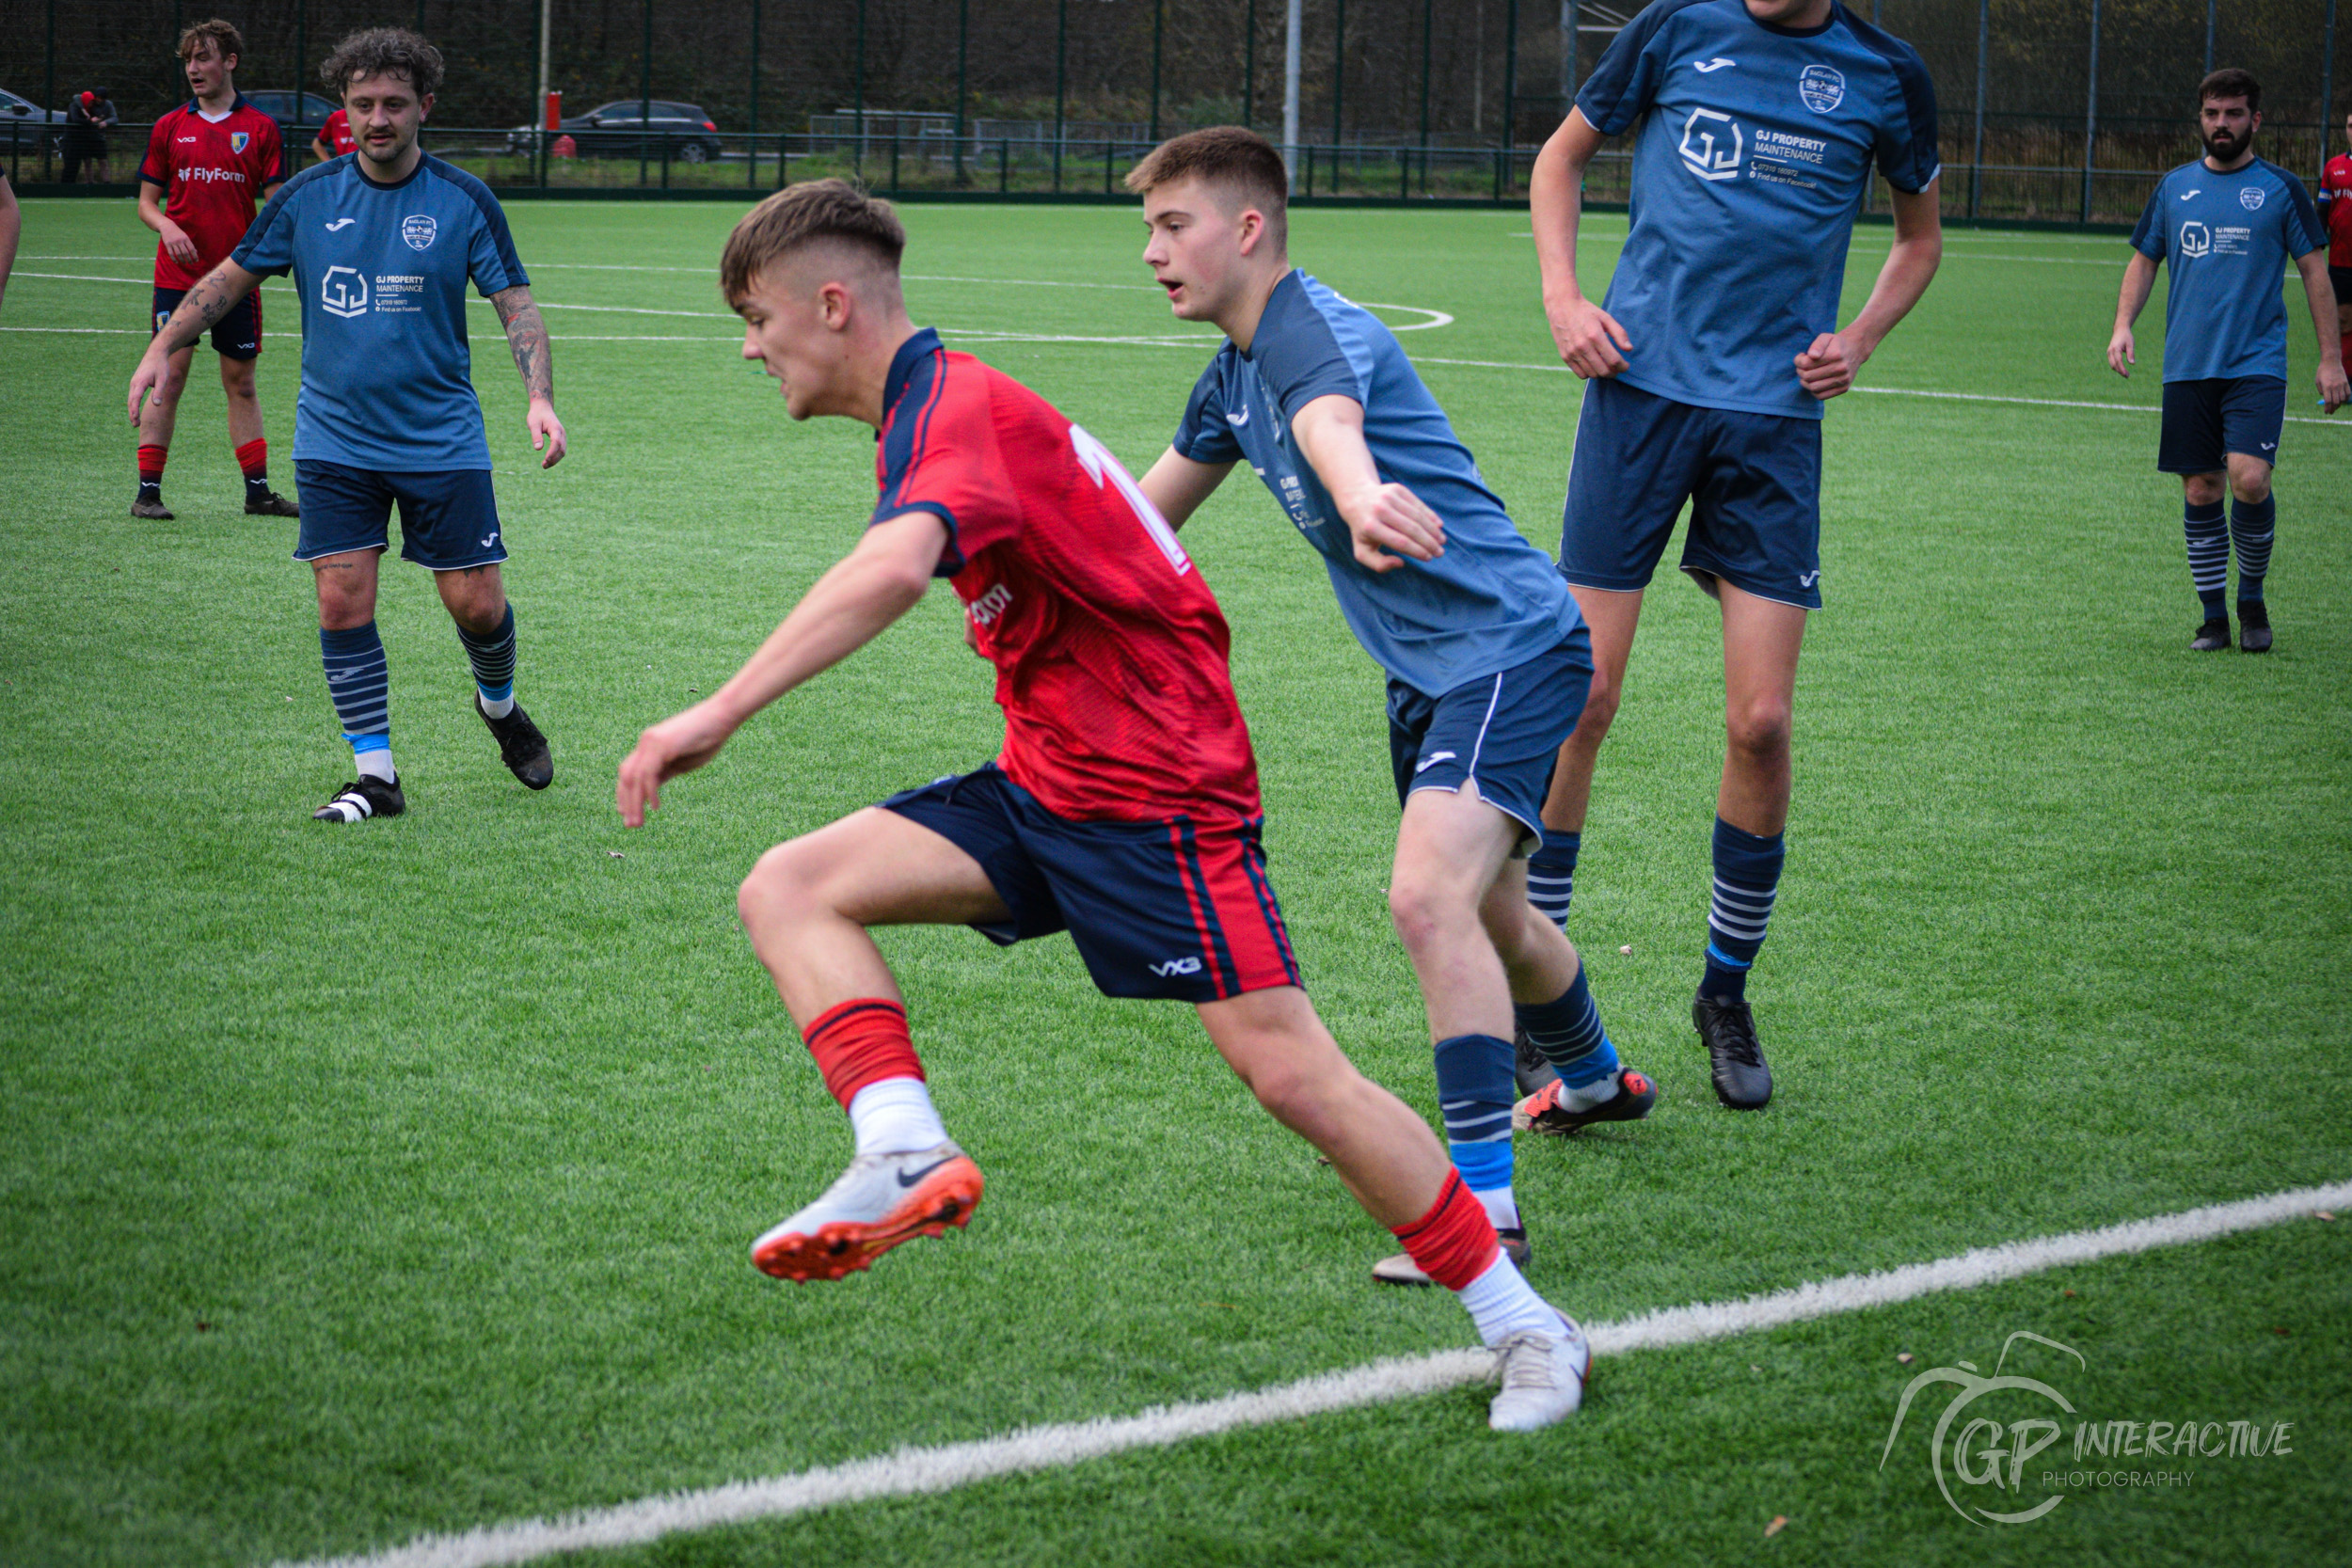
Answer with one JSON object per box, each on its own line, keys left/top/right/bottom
{"left": 1409, "top": 356, "right": 2352, "bottom": 429}
{"left": 271, "top": 1180, "right": 2349, "bottom": 1568}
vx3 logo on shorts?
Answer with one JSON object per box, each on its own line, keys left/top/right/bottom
{"left": 325, "top": 217, "right": 357, "bottom": 230}
{"left": 1678, "top": 108, "right": 1743, "bottom": 182}
{"left": 321, "top": 264, "right": 369, "bottom": 318}
{"left": 1692, "top": 56, "right": 1737, "bottom": 72}
{"left": 1151, "top": 957, "right": 1204, "bottom": 977}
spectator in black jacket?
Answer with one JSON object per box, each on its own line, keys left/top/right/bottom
{"left": 63, "top": 88, "right": 118, "bottom": 183}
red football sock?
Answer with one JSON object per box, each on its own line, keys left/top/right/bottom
{"left": 137, "top": 444, "right": 168, "bottom": 483}
{"left": 1389, "top": 1168, "right": 1502, "bottom": 1292}
{"left": 235, "top": 438, "right": 268, "bottom": 480}
{"left": 803, "top": 998, "right": 925, "bottom": 1109}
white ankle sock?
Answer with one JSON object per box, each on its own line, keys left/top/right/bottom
{"left": 1456, "top": 1253, "right": 1563, "bottom": 1346}
{"left": 478, "top": 690, "right": 516, "bottom": 720}
{"left": 847, "top": 1077, "right": 948, "bottom": 1156}
{"left": 355, "top": 748, "right": 396, "bottom": 783}
{"left": 1472, "top": 1183, "right": 1520, "bottom": 1232}
{"left": 1559, "top": 1073, "right": 1621, "bottom": 1113}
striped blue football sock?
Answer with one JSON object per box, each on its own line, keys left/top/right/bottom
{"left": 2231, "top": 495, "right": 2274, "bottom": 603}
{"left": 2185, "top": 500, "right": 2229, "bottom": 619}
{"left": 321, "top": 622, "right": 394, "bottom": 782}
{"left": 1516, "top": 963, "right": 1621, "bottom": 1110}
{"left": 458, "top": 602, "right": 518, "bottom": 719}
{"left": 1434, "top": 1033, "right": 1518, "bottom": 1230}
{"left": 1701, "top": 816, "right": 1785, "bottom": 1004}
{"left": 1525, "top": 828, "right": 1581, "bottom": 931}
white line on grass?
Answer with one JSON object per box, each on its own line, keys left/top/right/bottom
{"left": 1409, "top": 356, "right": 2352, "bottom": 429}
{"left": 271, "top": 1180, "right": 2350, "bottom": 1568}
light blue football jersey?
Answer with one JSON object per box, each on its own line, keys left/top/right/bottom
{"left": 2130, "top": 157, "right": 2326, "bottom": 385}
{"left": 1577, "top": 0, "right": 1940, "bottom": 420}
{"left": 234, "top": 153, "right": 529, "bottom": 470}
{"left": 1174, "top": 270, "right": 1581, "bottom": 697}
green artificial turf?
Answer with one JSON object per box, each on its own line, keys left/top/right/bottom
{"left": 1, "top": 197, "right": 2346, "bottom": 1567}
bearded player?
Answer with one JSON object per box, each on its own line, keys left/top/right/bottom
{"left": 128, "top": 28, "right": 566, "bottom": 823}
{"left": 615, "top": 181, "right": 1592, "bottom": 1432}
{"left": 133, "top": 18, "right": 297, "bottom": 521}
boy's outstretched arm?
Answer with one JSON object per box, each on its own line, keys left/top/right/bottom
{"left": 1138, "top": 447, "right": 1234, "bottom": 531}
{"left": 617, "top": 512, "right": 948, "bottom": 826}
{"left": 1289, "top": 395, "right": 1446, "bottom": 573}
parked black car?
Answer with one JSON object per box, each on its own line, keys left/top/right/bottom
{"left": 243, "top": 89, "right": 342, "bottom": 138}
{"left": 507, "top": 101, "right": 723, "bottom": 163}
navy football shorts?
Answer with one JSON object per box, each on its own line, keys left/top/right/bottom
{"left": 2158, "top": 376, "right": 2287, "bottom": 474}
{"left": 293, "top": 461, "right": 508, "bottom": 572}
{"left": 1559, "top": 376, "right": 1825, "bottom": 610}
{"left": 881, "top": 764, "right": 1302, "bottom": 1005}
{"left": 2329, "top": 265, "right": 2352, "bottom": 305}
{"left": 1388, "top": 629, "right": 1592, "bottom": 852}
{"left": 152, "top": 285, "right": 262, "bottom": 361}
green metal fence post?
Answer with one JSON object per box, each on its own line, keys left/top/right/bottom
{"left": 749, "top": 0, "right": 760, "bottom": 188}
{"left": 1331, "top": 0, "right": 1344, "bottom": 148}
{"left": 954, "top": 0, "right": 968, "bottom": 184}
{"left": 1053, "top": 0, "right": 1067, "bottom": 192}
{"left": 2080, "top": 0, "right": 2099, "bottom": 223}
{"left": 854, "top": 0, "right": 866, "bottom": 175}
{"left": 640, "top": 0, "right": 652, "bottom": 187}
{"left": 1000, "top": 135, "right": 1009, "bottom": 193}
{"left": 1417, "top": 0, "right": 1432, "bottom": 194}
{"left": 1244, "top": 0, "right": 1256, "bottom": 128}
{"left": 2203, "top": 0, "right": 2215, "bottom": 77}
{"left": 41, "top": 0, "right": 55, "bottom": 182}
{"left": 1502, "top": 0, "right": 1518, "bottom": 197}
{"left": 1969, "top": 0, "right": 1986, "bottom": 219}
{"left": 1150, "top": 0, "right": 1164, "bottom": 142}
{"left": 2322, "top": 0, "right": 2337, "bottom": 164}
{"left": 293, "top": 0, "right": 308, "bottom": 139}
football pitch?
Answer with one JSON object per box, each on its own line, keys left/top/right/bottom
{"left": 3, "top": 196, "right": 2349, "bottom": 1566}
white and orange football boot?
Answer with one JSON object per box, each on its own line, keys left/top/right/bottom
{"left": 751, "top": 1142, "right": 984, "bottom": 1281}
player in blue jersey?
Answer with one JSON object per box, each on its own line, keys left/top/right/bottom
{"left": 1526, "top": 0, "right": 1944, "bottom": 1110}
{"left": 1122, "top": 129, "right": 1657, "bottom": 1289}
{"left": 127, "top": 29, "right": 567, "bottom": 822}
{"left": 2109, "top": 69, "right": 2346, "bottom": 655}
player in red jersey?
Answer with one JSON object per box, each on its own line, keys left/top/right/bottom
{"left": 133, "top": 18, "right": 295, "bottom": 521}
{"left": 615, "top": 182, "right": 1591, "bottom": 1431}
{"left": 309, "top": 108, "right": 358, "bottom": 165}
{"left": 2320, "top": 110, "right": 2352, "bottom": 372}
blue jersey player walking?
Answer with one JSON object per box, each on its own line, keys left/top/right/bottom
{"left": 2108, "top": 68, "right": 2347, "bottom": 655}
{"left": 1527, "top": 0, "right": 1944, "bottom": 1110}
{"left": 1123, "top": 129, "right": 1658, "bottom": 1291}
{"left": 128, "top": 28, "right": 567, "bottom": 823}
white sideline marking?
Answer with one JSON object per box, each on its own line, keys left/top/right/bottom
{"left": 1410, "top": 356, "right": 2351, "bottom": 429}
{"left": 271, "top": 1180, "right": 2349, "bottom": 1568}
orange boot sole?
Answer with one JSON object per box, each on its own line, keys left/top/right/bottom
{"left": 752, "top": 1156, "right": 985, "bottom": 1282}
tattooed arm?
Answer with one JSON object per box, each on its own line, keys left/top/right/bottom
{"left": 127, "top": 258, "right": 262, "bottom": 421}
{"left": 490, "top": 283, "right": 567, "bottom": 467}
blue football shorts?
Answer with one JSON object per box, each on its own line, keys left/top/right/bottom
{"left": 2157, "top": 376, "right": 2287, "bottom": 474}
{"left": 293, "top": 460, "right": 508, "bottom": 572}
{"left": 881, "top": 764, "right": 1302, "bottom": 1005}
{"left": 1387, "top": 629, "right": 1592, "bottom": 852}
{"left": 1559, "top": 375, "right": 1825, "bottom": 610}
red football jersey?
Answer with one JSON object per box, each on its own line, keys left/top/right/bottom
{"left": 2324, "top": 153, "right": 2352, "bottom": 266}
{"left": 871, "top": 328, "right": 1263, "bottom": 824}
{"left": 319, "top": 109, "right": 358, "bottom": 156}
{"left": 139, "top": 95, "right": 284, "bottom": 290}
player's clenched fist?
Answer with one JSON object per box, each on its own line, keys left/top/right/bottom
{"left": 1545, "top": 294, "right": 1632, "bottom": 380}
{"left": 1794, "top": 331, "right": 1866, "bottom": 400}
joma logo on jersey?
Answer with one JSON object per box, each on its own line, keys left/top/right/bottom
{"left": 966, "top": 582, "right": 1014, "bottom": 628}
{"left": 2178, "top": 220, "right": 2212, "bottom": 258}
{"left": 1151, "top": 957, "right": 1203, "bottom": 977}
{"left": 320, "top": 264, "right": 370, "bottom": 318}
{"left": 1678, "top": 108, "right": 1743, "bottom": 182}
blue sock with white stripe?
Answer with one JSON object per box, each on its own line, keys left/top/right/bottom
{"left": 1516, "top": 963, "right": 1622, "bottom": 1110}
{"left": 1525, "top": 829, "right": 1581, "bottom": 931}
{"left": 457, "top": 602, "right": 518, "bottom": 720}
{"left": 1700, "top": 816, "right": 1784, "bottom": 1005}
{"left": 321, "top": 622, "right": 395, "bottom": 783}
{"left": 2230, "top": 494, "right": 2274, "bottom": 603}
{"left": 2185, "top": 500, "right": 2229, "bottom": 619}
{"left": 1433, "top": 1033, "right": 1518, "bottom": 1231}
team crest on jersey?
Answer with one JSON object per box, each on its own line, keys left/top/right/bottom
{"left": 228, "top": 131, "right": 249, "bottom": 153}
{"left": 2178, "top": 220, "right": 2212, "bottom": 258}
{"left": 1798, "top": 65, "right": 1846, "bottom": 114}
{"left": 2239, "top": 185, "right": 2265, "bottom": 211}
{"left": 401, "top": 214, "right": 438, "bottom": 250}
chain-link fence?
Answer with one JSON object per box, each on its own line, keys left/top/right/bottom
{"left": 3, "top": 0, "right": 2344, "bottom": 224}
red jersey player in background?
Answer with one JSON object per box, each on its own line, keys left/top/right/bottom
{"left": 615, "top": 182, "right": 1593, "bottom": 1432}
{"left": 308, "top": 107, "right": 358, "bottom": 165}
{"left": 2320, "top": 109, "right": 2352, "bottom": 372}
{"left": 133, "top": 18, "right": 295, "bottom": 520}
